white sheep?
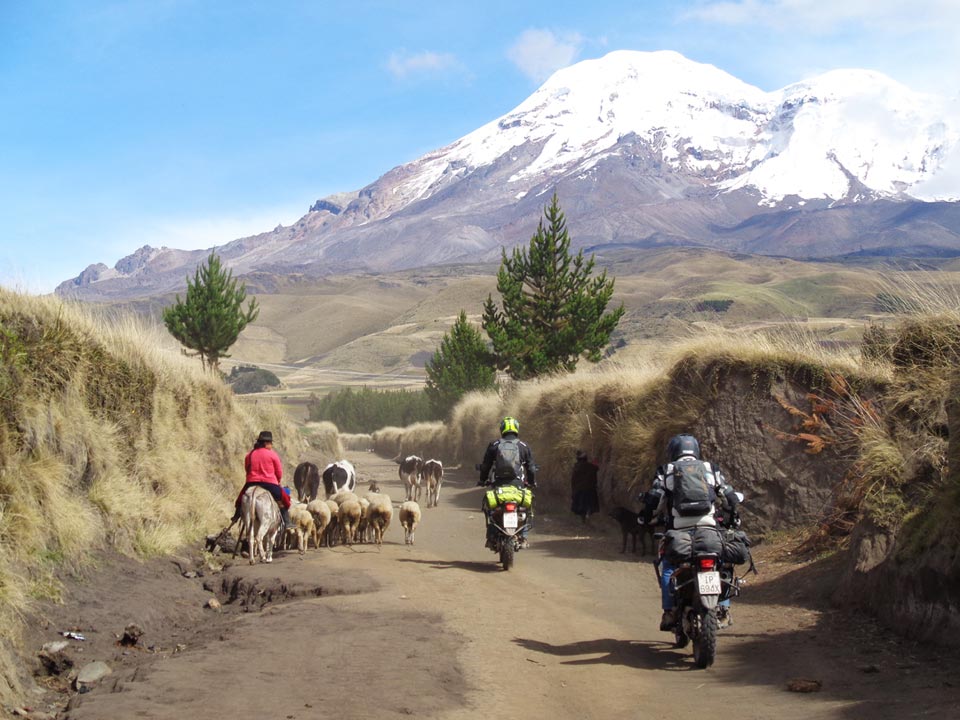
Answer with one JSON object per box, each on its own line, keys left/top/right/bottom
{"left": 338, "top": 499, "right": 363, "bottom": 545}
{"left": 357, "top": 497, "right": 372, "bottom": 543}
{"left": 305, "top": 499, "right": 332, "bottom": 548}
{"left": 324, "top": 499, "right": 340, "bottom": 546}
{"left": 399, "top": 501, "right": 421, "bottom": 545}
{"left": 288, "top": 503, "right": 317, "bottom": 554}
{"left": 331, "top": 489, "right": 359, "bottom": 507}
{"left": 367, "top": 498, "right": 393, "bottom": 547}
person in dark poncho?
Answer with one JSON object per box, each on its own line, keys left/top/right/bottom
{"left": 570, "top": 450, "right": 600, "bottom": 523}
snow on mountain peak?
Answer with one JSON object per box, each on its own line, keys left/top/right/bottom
{"left": 389, "top": 50, "right": 959, "bottom": 210}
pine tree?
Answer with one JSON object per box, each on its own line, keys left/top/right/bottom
{"left": 425, "top": 310, "right": 497, "bottom": 416}
{"left": 162, "top": 252, "right": 259, "bottom": 372}
{"left": 482, "top": 193, "right": 624, "bottom": 380}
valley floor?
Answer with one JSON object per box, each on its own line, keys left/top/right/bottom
{"left": 17, "top": 452, "right": 960, "bottom": 720}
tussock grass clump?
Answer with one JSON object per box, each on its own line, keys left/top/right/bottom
{"left": 340, "top": 432, "right": 374, "bottom": 451}
{"left": 372, "top": 426, "right": 405, "bottom": 459}
{"left": 302, "top": 421, "right": 345, "bottom": 460}
{"left": 0, "top": 288, "right": 304, "bottom": 704}
{"left": 371, "top": 423, "right": 450, "bottom": 462}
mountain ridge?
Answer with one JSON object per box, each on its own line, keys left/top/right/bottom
{"left": 57, "top": 50, "right": 960, "bottom": 300}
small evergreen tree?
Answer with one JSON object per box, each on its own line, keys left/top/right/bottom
{"left": 162, "top": 252, "right": 259, "bottom": 372}
{"left": 482, "top": 193, "right": 624, "bottom": 379}
{"left": 425, "top": 310, "right": 497, "bottom": 417}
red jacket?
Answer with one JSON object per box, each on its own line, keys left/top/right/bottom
{"left": 245, "top": 447, "right": 283, "bottom": 486}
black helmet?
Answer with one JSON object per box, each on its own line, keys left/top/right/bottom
{"left": 666, "top": 434, "right": 700, "bottom": 462}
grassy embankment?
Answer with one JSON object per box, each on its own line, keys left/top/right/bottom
{"left": 0, "top": 289, "right": 310, "bottom": 703}
{"left": 370, "top": 279, "right": 960, "bottom": 637}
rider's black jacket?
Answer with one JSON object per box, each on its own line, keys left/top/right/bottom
{"left": 478, "top": 433, "right": 537, "bottom": 487}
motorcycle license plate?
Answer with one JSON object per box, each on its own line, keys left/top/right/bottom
{"left": 503, "top": 511, "right": 519, "bottom": 529}
{"left": 698, "top": 570, "right": 721, "bottom": 595}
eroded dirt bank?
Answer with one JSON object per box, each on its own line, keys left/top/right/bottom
{"left": 12, "top": 452, "right": 960, "bottom": 720}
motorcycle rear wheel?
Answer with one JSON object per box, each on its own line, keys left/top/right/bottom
{"left": 693, "top": 608, "right": 718, "bottom": 668}
{"left": 500, "top": 541, "right": 515, "bottom": 571}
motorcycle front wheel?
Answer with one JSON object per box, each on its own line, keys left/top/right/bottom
{"left": 499, "top": 541, "right": 515, "bottom": 571}
{"left": 692, "top": 608, "right": 718, "bottom": 668}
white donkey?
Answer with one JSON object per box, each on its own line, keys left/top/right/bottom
{"left": 234, "top": 486, "right": 282, "bottom": 565}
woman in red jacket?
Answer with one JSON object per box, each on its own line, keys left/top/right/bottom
{"left": 231, "top": 430, "right": 294, "bottom": 529}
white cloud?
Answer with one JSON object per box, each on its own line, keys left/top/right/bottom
{"left": 506, "top": 29, "right": 583, "bottom": 83}
{"left": 386, "top": 50, "right": 461, "bottom": 79}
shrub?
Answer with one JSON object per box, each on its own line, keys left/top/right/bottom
{"left": 227, "top": 365, "right": 282, "bottom": 394}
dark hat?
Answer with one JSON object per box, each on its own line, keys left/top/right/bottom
{"left": 257, "top": 430, "right": 273, "bottom": 444}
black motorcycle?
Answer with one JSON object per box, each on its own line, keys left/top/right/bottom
{"left": 475, "top": 464, "right": 532, "bottom": 571}
{"left": 666, "top": 551, "right": 723, "bottom": 668}
{"left": 656, "top": 527, "right": 747, "bottom": 669}
{"left": 485, "top": 493, "right": 529, "bottom": 570}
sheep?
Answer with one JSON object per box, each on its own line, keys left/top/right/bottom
{"left": 288, "top": 503, "right": 317, "bottom": 554}
{"left": 399, "top": 501, "right": 422, "bottom": 545}
{"left": 357, "top": 497, "right": 372, "bottom": 543}
{"left": 331, "top": 489, "right": 359, "bottom": 507}
{"left": 422, "top": 459, "right": 443, "bottom": 508}
{"left": 338, "top": 499, "right": 363, "bottom": 545}
{"left": 324, "top": 499, "right": 340, "bottom": 546}
{"left": 367, "top": 498, "right": 393, "bottom": 547}
{"left": 305, "top": 499, "right": 332, "bottom": 548}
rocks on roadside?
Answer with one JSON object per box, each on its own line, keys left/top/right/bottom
{"left": 119, "top": 623, "right": 144, "bottom": 647}
{"left": 73, "top": 661, "right": 112, "bottom": 692}
{"left": 786, "top": 678, "right": 822, "bottom": 693}
{"left": 37, "top": 641, "right": 73, "bottom": 677}
{"left": 205, "top": 597, "right": 222, "bottom": 611}
{"left": 10, "top": 707, "right": 58, "bottom": 719}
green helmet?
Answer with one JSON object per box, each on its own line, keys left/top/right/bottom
{"left": 500, "top": 416, "right": 520, "bottom": 436}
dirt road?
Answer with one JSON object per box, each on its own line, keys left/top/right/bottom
{"left": 25, "top": 452, "right": 960, "bottom": 719}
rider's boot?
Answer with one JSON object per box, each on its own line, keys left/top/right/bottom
{"left": 280, "top": 506, "right": 295, "bottom": 531}
{"left": 659, "top": 609, "right": 676, "bottom": 631}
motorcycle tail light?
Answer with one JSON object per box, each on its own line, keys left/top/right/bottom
{"left": 504, "top": 502, "right": 517, "bottom": 512}
{"left": 698, "top": 558, "right": 716, "bottom": 570}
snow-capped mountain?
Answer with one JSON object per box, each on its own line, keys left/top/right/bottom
{"left": 59, "top": 50, "right": 960, "bottom": 299}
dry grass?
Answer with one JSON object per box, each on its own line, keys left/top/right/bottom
{"left": 0, "top": 288, "right": 308, "bottom": 704}
{"left": 301, "top": 421, "right": 345, "bottom": 460}
{"left": 340, "top": 432, "right": 374, "bottom": 451}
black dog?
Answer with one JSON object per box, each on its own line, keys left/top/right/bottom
{"left": 608, "top": 506, "right": 641, "bottom": 553}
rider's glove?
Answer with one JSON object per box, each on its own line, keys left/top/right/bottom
{"left": 528, "top": 481, "right": 537, "bottom": 488}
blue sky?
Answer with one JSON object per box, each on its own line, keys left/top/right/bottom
{"left": 2, "top": 0, "right": 958, "bottom": 293}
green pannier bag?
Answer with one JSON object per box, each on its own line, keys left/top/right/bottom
{"left": 484, "top": 485, "right": 533, "bottom": 510}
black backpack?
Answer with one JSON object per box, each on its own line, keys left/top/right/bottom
{"left": 670, "top": 457, "right": 714, "bottom": 516}
{"left": 494, "top": 438, "right": 523, "bottom": 480}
